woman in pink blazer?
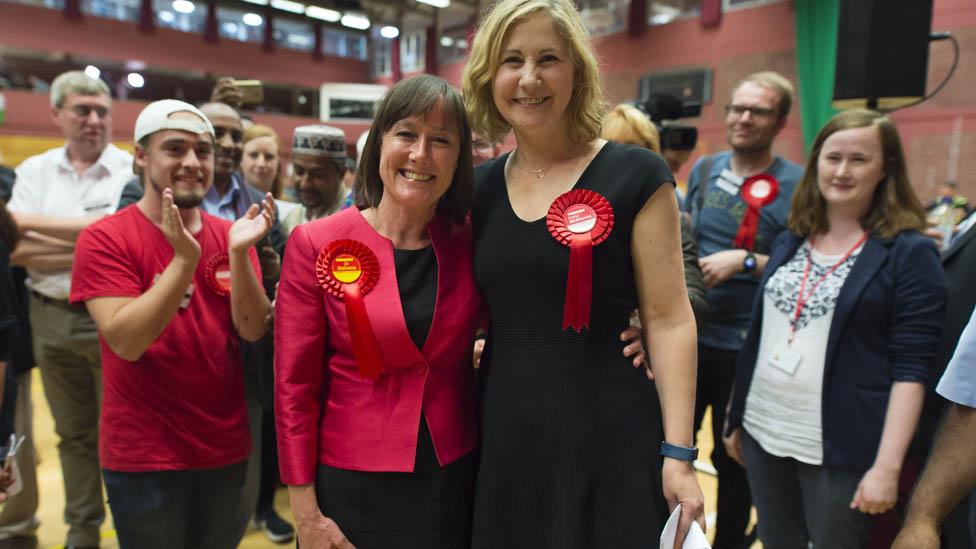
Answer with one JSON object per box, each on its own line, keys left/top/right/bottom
{"left": 274, "top": 75, "right": 480, "bottom": 548}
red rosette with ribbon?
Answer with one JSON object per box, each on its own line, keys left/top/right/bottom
{"left": 205, "top": 252, "right": 232, "bottom": 296}
{"left": 546, "top": 189, "right": 614, "bottom": 332}
{"left": 733, "top": 174, "right": 779, "bottom": 251}
{"left": 315, "top": 240, "right": 384, "bottom": 380}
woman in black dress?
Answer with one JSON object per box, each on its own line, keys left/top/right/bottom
{"left": 462, "top": 0, "right": 705, "bottom": 546}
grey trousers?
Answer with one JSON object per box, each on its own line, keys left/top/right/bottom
{"left": 742, "top": 429, "right": 873, "bottom": 549}
{"left": 0, "top": 372, "right": 39, "bottom": 538}
{"left": 30, "top": 295, "right": 104, "bottom": 547}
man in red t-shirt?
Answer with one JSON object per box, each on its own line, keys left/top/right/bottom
{"left": 70, "top": 99, "right": 274, "bottom": 549}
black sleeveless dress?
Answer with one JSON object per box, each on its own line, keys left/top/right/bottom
{"left": 471, "top": 142, "right": 673, "bottom": 548}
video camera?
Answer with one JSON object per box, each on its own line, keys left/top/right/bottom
{"left": 627, "top": 93, "right": 699, "bottom": 152}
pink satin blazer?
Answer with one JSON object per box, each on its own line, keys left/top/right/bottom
{"left": 274, "top": 207, "right": 481, "bottom": 485}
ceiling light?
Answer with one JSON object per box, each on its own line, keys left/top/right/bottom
{"left": 271, "top": 0, "right": 304, "bottom": 14}
{"left": 158, "top": 9, "right": 175, "bottom": 22}
{"left": 223, "top": 21, "right": 239, "bottom": 33}
{"left": 305, "top": 5, "right": 340, "bottom": 21}
{"left": 340, "top": 13, "right": 370, "bottom": 30}
{"left": 440, "top": 36, "right": 453, "bottom": 47}
{"left": 243, "top": 12, "right": 263, "bottom": 26}
{"left": 84, "top": 65, "right": 100, "bottom": 80}
{"left": 241, "top": 0, "right": 268, "bottom": 4}
{"left": 127, "top": 73, "right": 145, "bottom": 88}
{"left": 417, "top": 0, "right": 449, "bottom": 8}
{"left": 379, "top": 25, "right": 399, "bottom": 39}
{"left": 172, "top": 0, "right": 194, "bottom": 14}
{"left": 457, "top": 38, "right": 468, "bottom": 49}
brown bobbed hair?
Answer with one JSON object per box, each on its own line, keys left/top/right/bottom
{"left": 788, "top": 108, "right": 927, "bottom": 239}
{"left": 461, "top": 0, "right": 606, "bottom": 144}
{"left": 355, "top": 75, "right": 474, "bottom": 225}
{"left": 242, "top": 124, "right": 285, "bottom": 200}
{"left": 601, "top": 104, "right": 661, "bottom": 153}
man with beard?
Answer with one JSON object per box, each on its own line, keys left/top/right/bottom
{"left": 8, "top": 70, "right": 133, "bottom": 548}
{"left": 281, "top": 124, "right": 347, "bottom": 236}
{"left": 70, "top": 100, "right": 273, "bottom": 548}
{"left": 683, "top": 71, "right": 803, "bottom": 549}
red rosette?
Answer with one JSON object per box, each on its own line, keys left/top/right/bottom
{"left": 733, "top": 174, "right": 780, "bottom": 251}
{"left": 545, "top": 190, "right": 615, "bottom": 332}
{"left": 204, "top": 252, "right": 232, "bottom": 296}
{"left": 315, "top": 240, "right": 384, "bottom": 380}
{"left": 546, "top": 189, "right": 614, "bottom": 247}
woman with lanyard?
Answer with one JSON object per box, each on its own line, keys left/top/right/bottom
{"left": 462, "top": 0, "right": 705, "bottom": 546}
{"left": 724, "top": 108, "right": 947, "bottom": 548}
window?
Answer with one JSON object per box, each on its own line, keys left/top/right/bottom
{"left": 371, "top": 33, "right": 393, "bottom": 77}
{"left": 154, "top": 0, "right": 205, "bottom": 33}
{"left": 648, "top": 0, "right": 701, "bottom": 26}
{"left": 274, "top": 17, "right": 313, "bottom": 52}
{"left": 86, "top": 0, "right": 139, "bottom": 22}
{"left": 217, "top": 6, "right": 264, "bottom": 44}
{"left": 0, "top": 0, "right": 65, "bottom": 9}
{"left": 437, "top": 29, "right": 469, "bottom": 66}
{"left": 578, "top": 0, "right": 627, "bottom": 37}
{"left": 400, "top": 31, "right": 424, "bottom": 73}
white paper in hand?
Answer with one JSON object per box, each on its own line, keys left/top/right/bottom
{"left": 660, "top": 504, "right": 711, "bottom": 549}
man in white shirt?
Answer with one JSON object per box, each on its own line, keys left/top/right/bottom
{"left": 8, "top": 70, "right": 132, "bottom": 549}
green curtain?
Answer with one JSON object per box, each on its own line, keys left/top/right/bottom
{"left": 794, "top": 0, "right": 840, "bottom": 151}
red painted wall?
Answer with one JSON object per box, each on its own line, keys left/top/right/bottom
{"left": 0, "top": 3, "right": 370, "bottom": 89}
{"left": 0, "top": 89, "right": 371, "bottom": 160}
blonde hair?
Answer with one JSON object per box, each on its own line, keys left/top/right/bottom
{"left": 462, "top": 0, "right": 606, "bottom": 143}
{"left": 242, "top": 124, "right": 285, "bottom": 199}
{"left": 788, "top": 109, "right": 926, "bottom": 238}
{"left": 732, "top": 71, "right": 794, "bottom": 118}
{"left": 601, "top": 104, "right": 660, "bottom": 153}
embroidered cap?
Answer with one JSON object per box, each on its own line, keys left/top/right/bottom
{"left": 134, "top": 99, "right": 215, "bottom": 143}
{"left": 293, "top": 124, "right": 347, "bottom": 159}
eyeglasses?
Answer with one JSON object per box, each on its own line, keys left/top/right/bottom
{"left": 472, "top": 139, "right": 495, "bottom": 151}
{"left": 68, "top": 105, "right": 110, "bottom": 119}
{"left": 725, "top": 105, "right": 777, "bottom": 120}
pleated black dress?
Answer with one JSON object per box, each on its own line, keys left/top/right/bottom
{"left": 471, "top": 142, "right": 673, "bottom": 548}
{"left": 314, "top": 246, "right": 476, "bottom": 549}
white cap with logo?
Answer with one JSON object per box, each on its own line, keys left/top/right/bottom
{"left": 134, "top": 99, "right": 215, "bottom": 143}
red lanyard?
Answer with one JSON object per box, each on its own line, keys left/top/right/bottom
{"left": 789, "top": 232, "right": 869, "bottom": 343}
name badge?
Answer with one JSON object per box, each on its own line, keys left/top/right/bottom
{"left": 715, "top": 169, "right": 744, "bottom": 196}
{"left": 768, "top": 342, "right": 802, "bottom": 376}
{"left": 82, "top": 199, "right": 113, "bottom": 214}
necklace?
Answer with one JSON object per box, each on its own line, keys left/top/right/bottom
{"left": 512, "top": 149, "right": 553, "bottom": 180}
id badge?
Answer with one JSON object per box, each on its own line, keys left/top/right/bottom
{"left": 715, "top": 169, "right": 743, "bottom": 196}
{"left": 768, "top": 342, "right": 802, "bottom": 376}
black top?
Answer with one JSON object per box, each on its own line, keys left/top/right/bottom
{"left": 471, "top": 142, "right": 675, "bottom": 547}
{"left": 393, "top": 246, "right": 437, "bottom": 349}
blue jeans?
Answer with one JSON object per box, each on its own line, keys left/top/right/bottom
{"left": 103, "top": 461, "right": 247, "bottom": 549}
{"left": 742, "top": 430, "right": 872, "bottom": 549}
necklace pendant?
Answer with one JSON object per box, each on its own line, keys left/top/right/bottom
{"left": 536, "top": 169, "right": 545, "bottom": 179}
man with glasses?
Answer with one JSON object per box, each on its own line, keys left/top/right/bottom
{"left": 8, "top": 70, "right": 133, "bottom": 549}
{"left": 683, "top": 71, "right": 803, "bottom": 549}
{"left": 471, "top": 131, "right": 500, "bottom": 166}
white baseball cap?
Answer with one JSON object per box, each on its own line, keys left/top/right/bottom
{"left": 134, "top": 99, "right": 215, "bottom": 143}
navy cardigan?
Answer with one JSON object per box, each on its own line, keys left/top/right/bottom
{"left": 727, "top": 229, "right": 947, "bottom": 472}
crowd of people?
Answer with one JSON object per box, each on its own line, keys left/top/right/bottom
{"left": 0, "top": 0, "right": 973, "bottom": 548}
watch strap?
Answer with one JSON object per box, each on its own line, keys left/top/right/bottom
{"left": 660, "top": 441, "right": 699, "bottom": 462}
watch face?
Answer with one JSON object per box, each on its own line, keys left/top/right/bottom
{"left": 744, "top": 256, "right": 757, "bottom": 271}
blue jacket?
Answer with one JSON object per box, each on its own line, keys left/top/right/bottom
{"left": 727, "top": 229, "right": 947, "bottom": 472}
